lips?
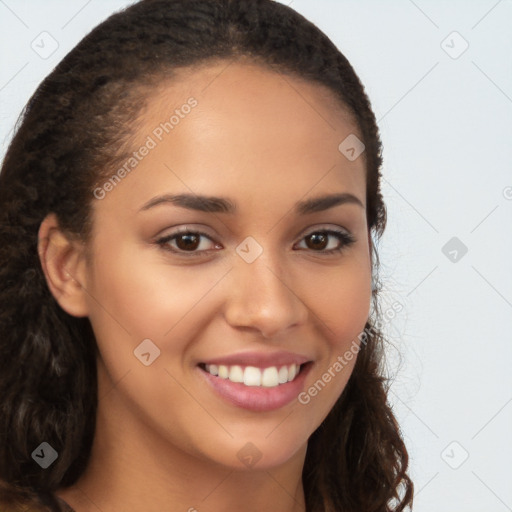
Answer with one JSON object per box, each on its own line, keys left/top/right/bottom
{"left": 196, "top": 351, "right": 313, "bottom": 411}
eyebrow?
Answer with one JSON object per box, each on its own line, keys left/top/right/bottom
{"left": 139, "top": 192, "right": 364, "bottom": 214}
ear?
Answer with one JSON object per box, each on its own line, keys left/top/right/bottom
{"left": 38, "top": 213, "right": 89, "bottom": 317}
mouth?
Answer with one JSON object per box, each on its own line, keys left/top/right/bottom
{"left": 197, "top": 359, "right": 313, "bottom": 412}
{"left": 198, "top": 362, "right": 308, "bottom": 387}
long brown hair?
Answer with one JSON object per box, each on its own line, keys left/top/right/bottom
{"left": 0, "top": 1, "right": 413, "bottom": 510}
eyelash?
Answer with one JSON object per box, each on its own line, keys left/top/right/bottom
{"left": 155, "top": 227, "right": 356, "bottom": 258}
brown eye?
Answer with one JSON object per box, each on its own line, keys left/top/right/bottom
{"left": 175, "top": 233, "right": 201, "bottom": 251}
{"left": 305, "top": 232, "right": 328, "bottom": 250}
{"left": 296, "top": 229, "right": 356, "bottom": 254}
{"left": 156, "top": 229, "right": 219, "bottom": 256}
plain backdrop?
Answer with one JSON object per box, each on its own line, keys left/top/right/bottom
{"left": 1, "top": 1, "right": 511, "bottom": 511}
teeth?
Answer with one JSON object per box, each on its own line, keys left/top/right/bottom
{"left": 218, "top": 365, "right": 229, "bottom": 379}
{"left": 261, "top": 367, "right": 279, "bottom": 387}
{"left": 278, "top": 366, "right": 288, "bottom": 384}
{"left": 288, "top": 364, "right": 297, "bottom": 382}
{"left": 204, "top": 363, "right": 302, "bottom": 387}
{"left": 229, "top": 365, "right": 244, "bottom": 383}
{"left": 243, "top": 366, "right": 261, "bottom": 386}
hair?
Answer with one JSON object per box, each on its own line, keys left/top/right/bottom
{"left": 0, "top": 0, "right": 413, "bottom": 510}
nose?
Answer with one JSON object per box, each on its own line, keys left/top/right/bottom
{"left": 223, "top": 250, "right": 308, "bottom": 339}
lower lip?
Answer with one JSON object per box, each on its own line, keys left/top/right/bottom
{"left": 197, "top": 363, "right": 312, "bottom": 412}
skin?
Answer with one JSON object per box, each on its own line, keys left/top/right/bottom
{"left": 39, "top": 59, "right": 372, "bottom": 512}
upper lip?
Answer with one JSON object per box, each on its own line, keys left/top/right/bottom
{"left": 200, "top": 350, "right": 312, "bottom": 368}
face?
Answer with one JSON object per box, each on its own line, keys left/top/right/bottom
{"left": 80, "top": 60, "right": 372, "bottom": 470}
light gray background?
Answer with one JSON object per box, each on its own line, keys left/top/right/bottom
{"left": 1, "top": 1, "right": 511, "bottom": 510}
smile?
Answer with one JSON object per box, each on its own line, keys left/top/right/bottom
{"left": 202, "top": 363, "right": 303, "bottom": 387}
{"left": 197, "top": 354, "right": 313, "bottom": 412}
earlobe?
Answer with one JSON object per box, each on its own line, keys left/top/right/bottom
{"left": 38, "top": 213, "right": 89, "bottom": 317}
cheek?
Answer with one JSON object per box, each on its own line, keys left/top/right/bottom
{"left": 297, "top": 254, "right": 371, "bottom": 415}
{"left": 82, "top": 246, "right": 231, "bottom": 440}
{"left": 85, "top": 241, "right": 230, "bottom": 346}
{"left": 304, "top": 254, "right": 372, "bottom": 346}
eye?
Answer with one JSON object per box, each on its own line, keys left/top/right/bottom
{"left": 295, "top": 229, "right": 356, "bottom": 254}
{"left": 155, "top": 228, "right": 220, "bottom": 256}
{"left": 155, "top": 227, "right": 356, "bottom": 257}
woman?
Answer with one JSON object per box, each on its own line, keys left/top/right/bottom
{"left": 0, "top": 0, "right": 413, "bottom": 510}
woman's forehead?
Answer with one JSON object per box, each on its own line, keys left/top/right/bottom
{"left": 139, "top": 60, "right": 358, "bottom": 142}
{"left": 119, "top": 61, "right": 365, "bottom": 193}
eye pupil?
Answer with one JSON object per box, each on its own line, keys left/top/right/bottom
{"left": 176, "top": 234, "right": 200, "bottom": 251}
{"left": 307, "top": 233, "right": 328, "bottom": 250}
